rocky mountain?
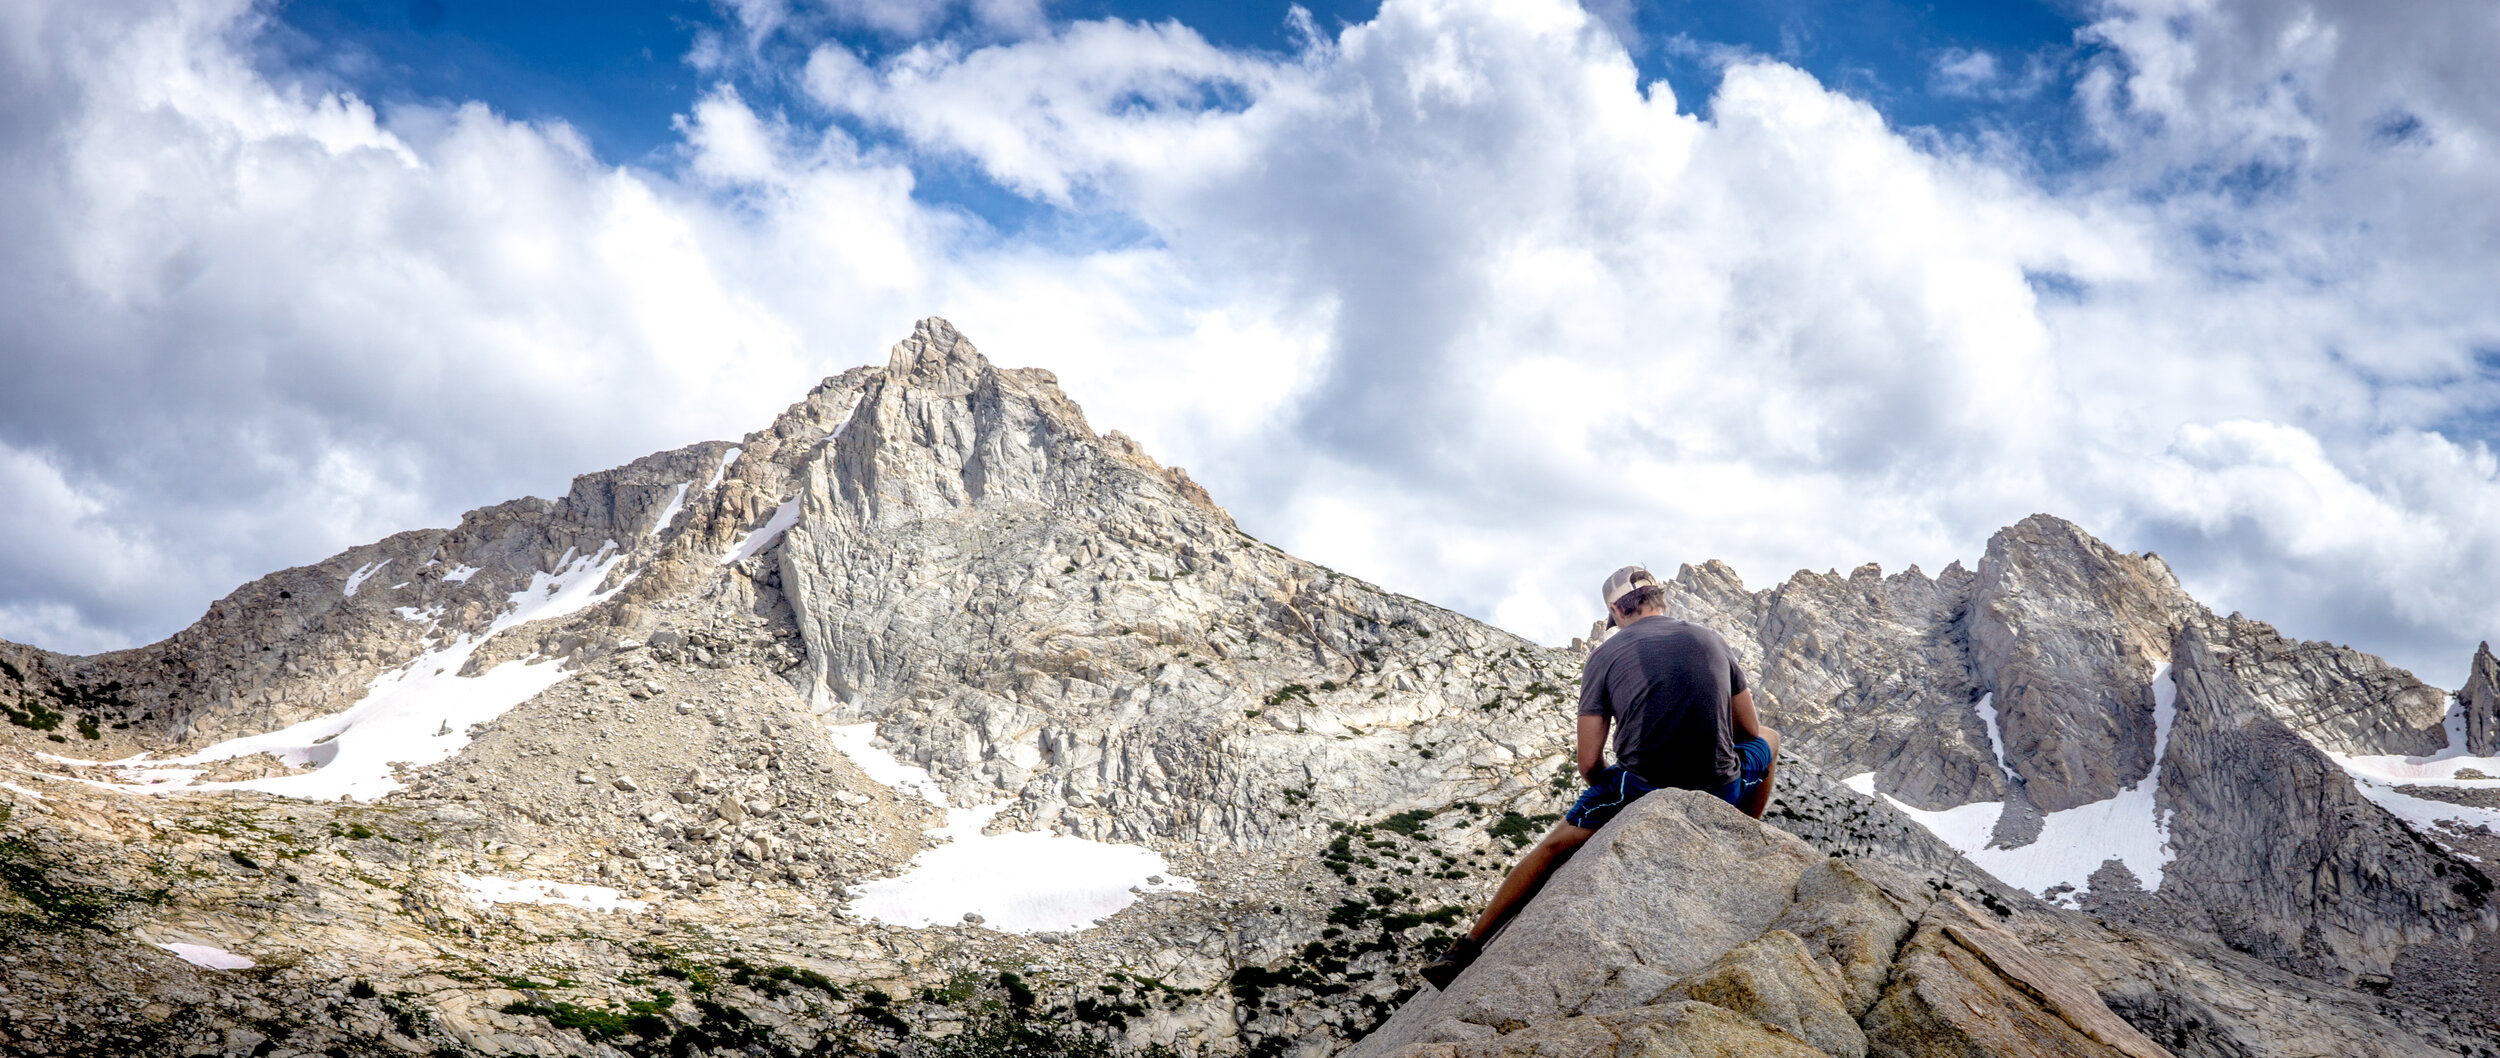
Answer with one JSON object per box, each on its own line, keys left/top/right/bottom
{"left": 1, "top": 319, "right": 2495, "bottom": 1058}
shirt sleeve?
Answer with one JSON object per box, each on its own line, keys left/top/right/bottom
{"left": 1578, "top": 651, "right": 1610, "bottom": 718}
{"left": 1729, "top": 650, "right": 1749, "bottom": 696}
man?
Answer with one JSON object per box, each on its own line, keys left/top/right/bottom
{"left": 1418, "top": 566, "right": 1778, "bottom": 991}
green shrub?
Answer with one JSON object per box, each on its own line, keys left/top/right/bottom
{"left": 1263, "top": 683, "right": 1312, "bottom": 707}
{"left": 1377, "top": 809, "right": 1436, "bottom": 839}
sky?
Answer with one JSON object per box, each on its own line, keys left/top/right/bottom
{"left": 1, "top": 0, "right": 2496, "bottom": 689}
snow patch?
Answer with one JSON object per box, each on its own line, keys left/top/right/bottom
{"left": 847, "top": 803, "right": 1198, "bottom": 933}
{"left": 392, "top": 605, "right": 442, "bottom": 624}
{"left": 2328, "top": 693, "right": 2500, "bottom": 787}
{"left": 1841, "top": 665, "right": 2180, "bottom": 904}
{"left": 440, "top": 564, "right": 481, "bottom": 583}
{"left": 707, "top": 447, "right": 742, "bottom": 489}
{"left": 457, "top": 875, "right": 647, "bottom": 913}
{"left": 158, "top": 943, "right": 255, "bottom": 970}
{"left": 1881, "top": 795, "right": 2009, "bottom": 856}
{"left": 58, "top": 543, "right": 633, "bottom": 802}
{"left": 824, "top": 723, "right": 948, "bottom": 807}
{"left": 2340, "top": 774, "right": 2500, "bottom": 857}
{"left": 827, "top": 721, "right": 1194, "bottom": 933}
{"left": 343, "top": 560, "right": 388, "bottom": 597}
{"left": 720, "top": 497, "right": 800, "bottom": 565}
{"left": 0, "top": 780, "right": 48, "bottom": 800}
{"left": 652, "top": 481, "right": 692, "bottom": 535}
{"left": 2323, "top": 692, "right": 2500, "bottom": 851}
{"left": 1973, "top": 692, "right": 2016, "bottom": 788}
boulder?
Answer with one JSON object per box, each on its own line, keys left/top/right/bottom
{"left": 1359, "top": 789, "right": 2182, "bottom": 1058}
{"left": 1658, "top": 929, "right": 1865, "bottom": 1058}
{"left": 1356, "top": 789, "right": 1822, "bottom": 1052}
{"left": 1380, "top": 1001, "right": 1827, "bottom": 1058}
{"left": 1862, "top": 896, "right": 2169, "bottom": 1058}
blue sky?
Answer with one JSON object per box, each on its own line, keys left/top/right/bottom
{"left": 4, "top": 0, "right": 2497, "bottom": 688}
{"left": 263, "top": 0, "right": 2100, "bottom": 228}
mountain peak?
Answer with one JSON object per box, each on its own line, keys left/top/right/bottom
{"left": 883, "top": 316, "right": 988, "bottom": 383}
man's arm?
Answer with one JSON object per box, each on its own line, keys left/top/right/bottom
{"left": 1729, "top": 689, "right": 1764, "bottom": 740}
{"left": 1577, "top": 713, "right": 1609, "bottom": 784}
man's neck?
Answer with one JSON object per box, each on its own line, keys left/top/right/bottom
{"left": 1618, "top": 609, "right": 1666, "bottom": 627}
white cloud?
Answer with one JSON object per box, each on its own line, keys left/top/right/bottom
{"left": 1932, "top": 47, "right": 2002, "bottom": 96}
{"left": 1931, "top": 47, "right": 2061, "bottom": 101}
{"left": 1, "top": 0, "right": 2496, "bottom": 695}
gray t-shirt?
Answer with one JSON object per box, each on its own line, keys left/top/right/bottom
{"left": 1578, "top": 617, "right": 1748, "bottom": 790}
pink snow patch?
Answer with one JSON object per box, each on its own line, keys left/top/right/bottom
{"left": 159, "top": 943, "right": 255, "bottom": 970}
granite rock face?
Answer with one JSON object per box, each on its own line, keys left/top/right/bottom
{"left": 2152, "top": 626, "right": 2493, "bottom": 981}
{"left": 772, "top": 320, "right": 1584, "bottom": 851}
{"left": 2465, "top": 642, "right": 2500, "bottom": 757}
{"left": 1964, "top": 515, "right": 2188, "bottom": 814}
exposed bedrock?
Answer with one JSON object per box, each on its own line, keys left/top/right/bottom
{"left": 2154, "top": 625, "right": 2497, "bottom": 982}
{"left": 2464, "top": 641, "right": 2500, "bottom": 757}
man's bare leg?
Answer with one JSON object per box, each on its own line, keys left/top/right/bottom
{"left": 1422, "top": 822, "right": 1598, "bottom": 989}
{"left": 1738, "top": 727, "right": 1781, "bottom": 819}
{"left": 1462, "top": 822, "right": 1598, "bottom": 942}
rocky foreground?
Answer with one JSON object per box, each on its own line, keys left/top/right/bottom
{"left": 2, "top": 319, "right": 2496, "bottom": 1057}
{"left": 1357, "top": 782, "right": 2482, "bottom": 1058}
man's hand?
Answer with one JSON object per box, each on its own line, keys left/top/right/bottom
{"left": 1577, "top": 713, "right": 1609, "bottom": 785}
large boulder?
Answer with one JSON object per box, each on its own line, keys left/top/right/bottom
{"left": 1355, "top": 788, "right": 2178, "bottom": 1058}
{"left": 1355, "top": 790, "right": 1824, "bottom": 1051}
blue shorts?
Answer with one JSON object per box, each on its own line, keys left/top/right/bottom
{"left": 1562, "top": 737, "right": 1773, "bottom": 831}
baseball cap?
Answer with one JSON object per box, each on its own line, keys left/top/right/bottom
{"left": 1601, "top": 565, "right": 1660, "bottom": 611}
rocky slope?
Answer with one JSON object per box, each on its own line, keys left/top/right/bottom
{"left": 1, "top": 318, "right": 2495, "bottom": 1057}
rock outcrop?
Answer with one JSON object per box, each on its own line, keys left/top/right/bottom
{"left": 2154, "top": 626, "right": 2495, "bottom": 981}
{"left": 1355, "top": 789, "right": 2175, "bottom": 1058}
{"left": 2465, "top": 642, "right": 2500, "bottom": 757}
{"left": 1361, "top": 786, "right": 2488, "bottom": 1058}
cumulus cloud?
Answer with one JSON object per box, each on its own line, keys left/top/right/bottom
{"left": 1, "top": 0, "right": 2496, "bottom": 690}
{"left": 1930, "top": 47, "right": 2059, "bottom": 100}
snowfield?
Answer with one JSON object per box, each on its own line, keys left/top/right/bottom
{"left": 53, "top": 543, "right": 634, "bottom": 802}
{"left": 825, "top": 720, "right": 1196, "bottom": 933}
{"left": 1845, "top": 664, "right": 2179, "bottom": 904}
{"left": 2329, "top": 695, "right": 2500, "bottom": 858}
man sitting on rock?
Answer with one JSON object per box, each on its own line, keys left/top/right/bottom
{"left": 1419, "top": 565, "right": 1779, "bottom": 990}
